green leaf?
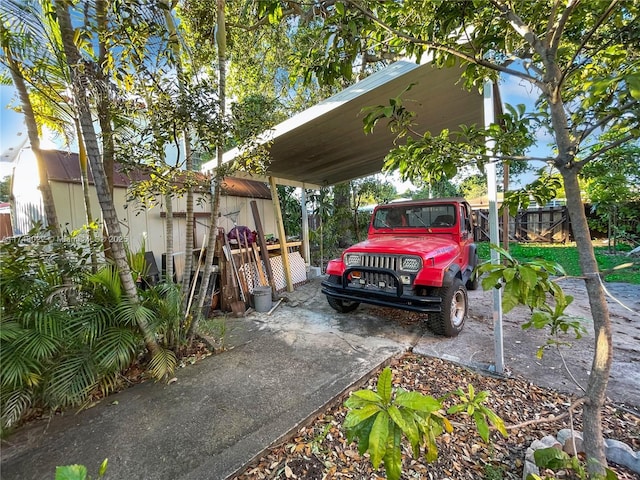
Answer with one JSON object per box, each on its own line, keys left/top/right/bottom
{"left": 400, "top": 408, "right": 422, "bottom": 456}
{"left": 518, "top": 265, "right": 538, "bottom": 289}
{"left": 473, "top": 411, "right": 490, "bottom": 442}
{"left": 377, "top": 367, "right": 392, "bottom": 404}
{"left": 344, "top": 404, "right": 382, "bottom": 429}
{"left": 98, "top": 458, "right": 108, "bottom": 476}
{"left": 55, "top": 465, "right": 87, "bottom": 480}
{"left": 484, "top": 409, "right": 508, "bottom": 437}
{"left": 388, "top": 405, "right": 420, "bottom": 454}
{"left": 382, "top": 423, "right": 402, "bottom": 480}
{"left": 351, "top": 389, "right": 383, "bottom": 404}
{"left": 396, "top": 390, "right": 441, "bottom": 412}
{"left": 369, "top": 410, "right": 390, "bottom": 469}
{"left": 533, "top": 447, "right": 570, "bottom": 470}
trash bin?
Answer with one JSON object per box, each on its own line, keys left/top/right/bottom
{"left": 253, "top": 286, "right": 272, "bottom": 312}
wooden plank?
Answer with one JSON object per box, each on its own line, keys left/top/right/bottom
{"left": 269, "top": 176, "right": 294, "bottom": 292}
{"left": 252, "top": 243, "right": 268, "bottom": 286}
{"left": 250, "top": 200, "right": 277, "bottom": 298}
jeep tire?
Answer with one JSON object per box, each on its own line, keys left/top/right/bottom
{"left": 429, "top": 278, "right": 467, "bottom": 337}
{"left": 325, "top": 275, "right": 360, "bottom": 313}
{"left": 327, "top": 296, "right": 360, "bottom": 313}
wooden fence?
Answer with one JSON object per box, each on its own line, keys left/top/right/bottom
{"left": 473, "top": 206, "right": 571, "bottom": 243}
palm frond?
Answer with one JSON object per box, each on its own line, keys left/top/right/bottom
{"left": 148, "top": 347, "right": 177, "bottom": 381}
{"left": 14, "top": 329, "right": 60, "bottom": 361}
{"left": 0, "top": 344, "right": 42, "bottom": 389}
{"left": 114, "top": 301, "right": 156, "bottom": 328}
{"left": 0, "top": 388, "right": 32, "bottom": 430}
{"left": 94, "top": 327, "right": 140, "bottom": 372}
{"left": 45, "top": 353, "right": 98, "bottom": 408}
{"left": 68, "top": 302, "right": 114, "bottom": 344}
{"left": 18, "top": 308, "right": 65, "bottom": 338}
{"left": 87, "top": 266, "right": 122, "bottom": 304}
{"left": 0, "top": 320, "right": 25, "bottom": 342}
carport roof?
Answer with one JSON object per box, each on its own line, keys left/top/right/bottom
{"left": 202, "top": 58, "right": 484, "bottom": 189}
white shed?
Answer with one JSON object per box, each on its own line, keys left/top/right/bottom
{"left": 11, "top": 148, "right": 277, "bottom": 280}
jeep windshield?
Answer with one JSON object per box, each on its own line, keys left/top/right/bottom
{"left": 373, "top": 204, "right": 457, "bottom": 229}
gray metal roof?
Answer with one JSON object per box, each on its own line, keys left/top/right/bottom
{"left": 203, "top": 59, "right": 484, "bottom": 189}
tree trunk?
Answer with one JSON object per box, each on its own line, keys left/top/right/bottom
{"left": 161, "top": 3, "right": 194, "bottom": 308}
{"left": 165, "top": 191, "right": 174, "bottom": 283}
{"left": 2, "top": 38, "right": 61, "bottom": 237}
{"left": 561, "top": 168, "right": 612, "bottom": 475}
{"left": 96, "top": 0, "right": 115, "bottom": 259}
{"left": 548, "top": 75, "right": 610, "bottom": 473}
{"left": 190, "top": 0, "right": 226, "bottom": 339}
{"left": 55, "top": 0, "right": 160, "bottom": 357}
{"left": 74, "top": 118, "right": 98, "bottom": 272}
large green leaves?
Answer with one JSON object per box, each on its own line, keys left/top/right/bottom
{"left": 344, "top": 366, "right": 507, "bottom": 479}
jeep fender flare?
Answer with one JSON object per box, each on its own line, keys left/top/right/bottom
{"left": 442, "top": 263, "right": 462, "bottom": 287}
{"left": 468, "top": 244, "right": 478, "bottom": 268}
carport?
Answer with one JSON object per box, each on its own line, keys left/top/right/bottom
{"left": 201, "top": 56, "right": 504, "bottom": 370}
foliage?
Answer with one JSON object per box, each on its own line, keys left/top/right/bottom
{"left": 55, "top": 459, "right": 107, "bottom": 480}
{"left": 476, "top": 242, "right": 640, "bottom": 285}
{"left": 0, "top": 176, "right": 10, "bottom": 202}
{"left": 344, "top": 366, "right": 506, "bottom": 480}
{"left": 277, "top": 185, "right": 302, "bottom": 238}
{"left": 0, "top": 225, "right": 181, "bottom": 431}
{"left": 459, "top": 174, "right": 487, "bottom": 200}
{"left": 410, "top": 178, "right": 460, "bottom": 200}
{"left": 477, "top": 244, "right": 588, "bottom": 358}
{"left": 527, "top": 447, "right": 617, "bottom": 480}
{"left": 502, "top": 171, "right": 564, "bottom": 216}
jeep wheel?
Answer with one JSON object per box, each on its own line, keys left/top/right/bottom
{"left": 325, "top": 275, "right": 360, "bottom": 313}
{"left": 327, "top": 296, "right": 360, "bottom": 313}
{"left": 429, "top": 278, "right": 467, "bottom": 337}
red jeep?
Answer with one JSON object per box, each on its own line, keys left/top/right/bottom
{"left": 321, "top": 198, "right": 479, "bottom": 337}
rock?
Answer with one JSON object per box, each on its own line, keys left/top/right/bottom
{"left": 522, "top": 459, "right": 539, "bottom": 480}
{"left": 605, "top": 438, "right": 640, "bottom": 474}
{"left": 556, "top": 429, "right": 584, "bottom": 455}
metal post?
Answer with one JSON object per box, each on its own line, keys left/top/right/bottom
{"left": 484, "top": 80, "right": 504, "bottom": 374}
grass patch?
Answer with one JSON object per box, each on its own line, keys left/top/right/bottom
{"left": 476, "top": 242, "right": 640, "bottom": 285}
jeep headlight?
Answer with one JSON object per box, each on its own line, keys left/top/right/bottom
{"left": 400, "top": 256, "right": 422, "bottom": 273}
{"left": 344, "top": 254, "right": 362, "bottom": 266}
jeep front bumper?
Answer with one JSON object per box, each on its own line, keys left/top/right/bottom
{"left": 321, "top": 266, "right": 442, "bottom": 313}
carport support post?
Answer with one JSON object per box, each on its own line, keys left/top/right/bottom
{"left": 484, "top": 80, "right": 504, "bottom": 374}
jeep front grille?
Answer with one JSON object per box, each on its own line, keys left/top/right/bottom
{"left": 346, "top": 254, "right": 415, "bottom": 290}
{"left": 361, "top": 254, "right": 399, "bottom": 270}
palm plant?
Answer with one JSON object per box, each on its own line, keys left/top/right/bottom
{"left": 0, "top": 228, "right": 181, "bottom": 432}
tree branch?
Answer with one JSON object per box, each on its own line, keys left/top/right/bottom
{"left": 548, "top": 0, "right": 580, "bottom": 55}
{"left": 491, "top": 0, "right": 546, "bottom": 59}
{"left": 575, "top": 132, "right": 639, "bottom": 167}
{"left": 345, "top": 0, "right": 544, "bottom": 88}
{"left": 561, "top": 0, "right": 620, "bottom": 84}
{"left": 578, "top": 99, "right": 639, "bottom": 141}
{"left": 506, "top": 397, "right": 585, "bottom": 430}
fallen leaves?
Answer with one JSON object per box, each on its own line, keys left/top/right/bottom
{"left": 231, "top": 353, "right": 640, "bottom": 480}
